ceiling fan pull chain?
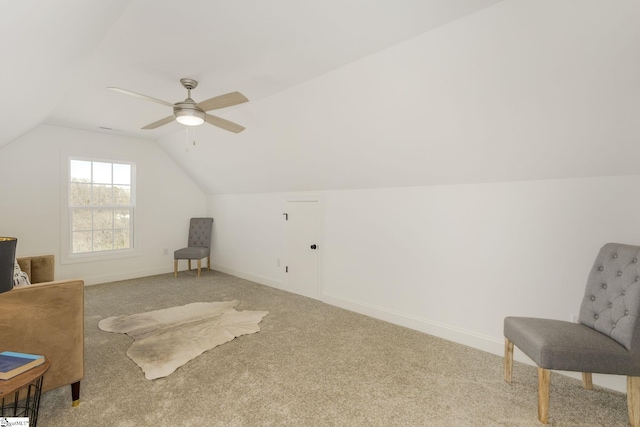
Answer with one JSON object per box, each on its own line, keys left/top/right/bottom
{"left": 184, "top": 127, "right": 196, "bottom": 150}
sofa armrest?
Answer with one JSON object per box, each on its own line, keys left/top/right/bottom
{"left": 0, "top": 279, "right": 84, "bottom": 395}
{"left": 16, "top": 255, "right": 54, "bottom": 284}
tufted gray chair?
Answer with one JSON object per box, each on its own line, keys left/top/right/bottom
{"left": 504, "top": 243, "right": 640, "bottom": 426}
{"left": 174, "top": 218, "right": 213, "bottom": 278}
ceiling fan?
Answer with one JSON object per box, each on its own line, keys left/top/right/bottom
{"left": 108, "top": 78, "right": 248, "bottom": 133}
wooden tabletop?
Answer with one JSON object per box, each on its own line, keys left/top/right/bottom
{"left": 0, "top": 357, "right": 50, "bottom": 398}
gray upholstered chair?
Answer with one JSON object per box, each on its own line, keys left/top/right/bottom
{"left": 174, "top": 218, "right": 213, "bottom": 278}
{"left": 504, "top": 243, "right": 640, "bottom": 426}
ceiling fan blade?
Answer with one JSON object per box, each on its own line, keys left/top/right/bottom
{"left": 197, "top": 91, "right": 248, "bottom": 112}
{"left": 108, "top": 87, "right": 175, "bottom": 108}
{"left": 205, "top": 114, "right": 245, "bottom": 133}
{"left": 142, "top": 116, "right": 175, "bottom": 130}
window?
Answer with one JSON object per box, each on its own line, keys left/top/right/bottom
{"left": 68, "top": 158, "right": 135, "bottom": 254}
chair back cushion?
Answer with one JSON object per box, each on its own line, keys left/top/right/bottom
{"left": 188, "top": 218, "right": 213, "bottom": 248}
{"left": 579, "top": 243, "right": 640, "bottom": 351}
{"left": 17, "top": 255, "right": 54, "bottom": 283}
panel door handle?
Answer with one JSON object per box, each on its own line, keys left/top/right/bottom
{"left": 310, "top": 244, "right": 317, "bottom": 250}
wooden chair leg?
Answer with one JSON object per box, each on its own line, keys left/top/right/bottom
{"left": 174, "top": 260, "right": 178, "bottom": 278}
{"left": 197, "top": 259, "right": 201, "bottom": 278}
{"left": 504, "top": 338, "right": 514, "bottom": 383}
{"left": 207, "top": 255, "right": 211, "bottom": 271}
{"left": 582, "top": 372, "right": 593, "bottom": 390}
{"left": 628, "top": 376, "right": 640, "bottom": 427}
{"left": 188, "top": 259, "right": 192, "bottom": 271}
{"left": 538, "top": 367, "right": 550, "bottom": 424}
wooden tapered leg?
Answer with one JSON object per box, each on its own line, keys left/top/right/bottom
{"left": 174, "top": 260, "right": 178, "bottom": 278}
{"left": 628, "top": 376, "right": 640, "bottom": 427}
{"left": 582, "top": 372, "right": 593, "bottom": 390}
{"left": 538, "top": 367, "right": 550, "bottom": 424}
{"left": 207, "top": 256, "right": 211, "bottom": 271}
{"left": 188, "top": 259, "right": 192, "bottom": 271}
{"left": 71, "top": 381, "right": 80, "bottom": 407}
{"left": 197, "top": 259, "right": 202, "bottom": 278}
{"left": 504, "top": 338, "right": 514, "bottom": 383}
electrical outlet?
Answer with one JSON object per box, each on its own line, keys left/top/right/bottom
{"left": 277, "top": 258, "right": 281, "bottom": 267}
{"left": 571, "top": 314, "right": 579, "bottom": 323}
{"left": 163, "top": 248, "right": 169, "bottom": 256}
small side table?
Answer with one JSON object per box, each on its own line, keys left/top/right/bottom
{"left": 0, "top": 357, "right": 50, "bottom": 427}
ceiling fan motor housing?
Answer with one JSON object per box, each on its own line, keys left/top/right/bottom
{"left": 175, "top": 80, "right": 204, "bottom": 125}
{"left": 174, "top": 100, "right": 205, "bottom": 126}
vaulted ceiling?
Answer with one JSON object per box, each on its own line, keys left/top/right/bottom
{"left": 3, "top": 0, "right": 639, "bottom": 194}
{"left": 1, "top": 0, "right": 500, "bottom": 144}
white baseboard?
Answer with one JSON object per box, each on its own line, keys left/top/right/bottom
{"left": 212, "top": 263, "right": 283, "bottom": 289}
{"left": 81, "top": 266, "right": 172, "bottom": 286}
{"left": 322, "top": 292, "right": 503, "bottom": 353}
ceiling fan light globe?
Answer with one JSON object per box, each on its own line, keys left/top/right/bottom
{"left": 176, "top": 115, "right": 205, "bottom": 126}
{"left": 174, "top": 108, "right": 205, "bottom": 126}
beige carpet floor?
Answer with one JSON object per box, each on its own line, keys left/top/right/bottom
{"left": 36, "top": 270, "right": 630, "bottom": 426}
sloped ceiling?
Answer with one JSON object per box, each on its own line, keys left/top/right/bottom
{"left": 0, "top": 0, "right": 501, "bottom": 145}
{"left": 3, "top": 0, "right": 640, "bottom": 195}
{"left": 160, "top": 0, "right": 640, "bottom": 194}
{"left": 0, "top": 0, "right": 129, "bottom": 146}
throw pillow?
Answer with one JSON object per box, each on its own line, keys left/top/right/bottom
{"left": 13, "top": 260, "right": 31, "bottom": 287}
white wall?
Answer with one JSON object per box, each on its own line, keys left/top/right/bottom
{"left": 208, "top": 175, "right": 640, "bottom": 391}
{"left": 207, "top": 192, "right": 285, "bottom": 288}
{"left": 0, "top": 124, "right": 206, "bottom": 284}
{"left": 197, "top": 1, "right": 640, "bottom": 394}
{"left": 162, "top": 0, "right": 640, "bottom": 195}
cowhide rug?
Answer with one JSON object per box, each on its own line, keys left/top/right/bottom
{"left": 98, "top": 300, "right": 268, "bottom": 380}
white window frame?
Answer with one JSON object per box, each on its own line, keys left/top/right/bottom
{"left": 61, "top": 156, "right": 139, "bottom": 264}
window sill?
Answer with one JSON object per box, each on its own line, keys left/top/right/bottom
{"left": 60, "top": 248, "right": 141, "bottom": 265}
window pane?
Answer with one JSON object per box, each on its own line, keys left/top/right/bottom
{"left": 94, "top": 209, "right": 113, "bottom": 230}
{"left": 113, "top": 163, "right": 131, "bottom": 185}
{"left": 68, "top": 158, "right": 135, "bottom": 257}
{"left": 72, "top": 231, "right": 92, "bottom": 253}
{"left": 70, "top": 160, "right": 91, "bottom": 183}
{"left": 70, "top": 183, "right": 91, "bottom": 206}
{"left": 113, "top": 185, "right": 130, "bottom": 206}
{"left": 93, "top": 162, "right": 112, "bottom": 184}
{"left": 72, "top": 209, "right": 92, "bottom": 231}
{"left": 93, "top": 230, "right": 113, "bottom": 252}
{"left": 114, "top": 229, "right": 131, "bottom": 250}
{"left": 114, "top": 209, "right": 131, "bottom": 229}
{"left": 92, "top": 184, "right": 112, "bottom": 206}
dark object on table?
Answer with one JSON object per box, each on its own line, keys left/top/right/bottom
{"left": 0, "top": 237, "right": 17, "bottom": 294}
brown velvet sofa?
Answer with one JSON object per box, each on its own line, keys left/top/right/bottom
{"left": 0, "top": 255, "right": 84, "bottom": 406}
